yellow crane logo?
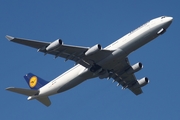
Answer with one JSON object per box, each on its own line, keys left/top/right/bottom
{"left": 29, "top": 76, "right": 38, "bottom": 88}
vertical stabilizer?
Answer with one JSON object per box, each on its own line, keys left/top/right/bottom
{"left": 24, "top": 73, "right": 49, "bottom": 90}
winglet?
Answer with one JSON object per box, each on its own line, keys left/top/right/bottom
{"left": 6, "top": 35, "right": 14, "bottom": 41}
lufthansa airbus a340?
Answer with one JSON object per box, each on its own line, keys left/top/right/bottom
{"left": 6, "top": 16, "right": 173, "bottom": 106}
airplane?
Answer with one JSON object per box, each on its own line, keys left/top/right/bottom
{"left": 6, "top": 16, "right": 173, "bottom": 107}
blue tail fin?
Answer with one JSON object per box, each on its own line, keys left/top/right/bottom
{"left": 24, "top": 73, "right": 49, "bottom": 90}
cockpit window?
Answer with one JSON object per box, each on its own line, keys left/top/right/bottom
{"left": 161, "top": 16, "right": 166, "bottom": 19}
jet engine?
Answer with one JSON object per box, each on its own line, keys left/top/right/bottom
{"left": 46, "top": 39, "right": 63, "bottom": 51}
{"left": 85, "top": 44, "right": 101, "bottom": 56}
{"left": 126, "top": 62, "right": 143, "bottom": 74}
{"left": 132, "top": 77, "right": 149, "bottom": 88}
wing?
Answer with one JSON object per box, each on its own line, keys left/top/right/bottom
{"left": 6, "top": 35, "right": 112, "bottom": 68}
{"left": 6, "top": 35, "right": 50, "bottom": 49}
{"left": 110, "top": 57, "right": 148, "bottom": 95}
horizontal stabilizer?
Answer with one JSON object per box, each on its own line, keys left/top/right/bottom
{"left": 6, "top": 87, "right": 39, "bottom": 96}
{"left": 36, "top": 97, "right": 51, "bottom": 107}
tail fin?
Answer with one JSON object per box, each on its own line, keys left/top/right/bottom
{"left": 24, "top": 73, "right": 49, "bottom": 90}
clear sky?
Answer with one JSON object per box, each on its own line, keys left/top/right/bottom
{"left": 1, "top": 0, "right": 179, "bottom": 120}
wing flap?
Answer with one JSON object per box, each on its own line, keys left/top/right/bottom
{"left": 51, "top": 45, "right": 112, "bottom": 67}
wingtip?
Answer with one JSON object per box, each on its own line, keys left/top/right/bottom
{"left": 45, "top": 102, "right": 51, "bottom": 107}
{"left": 6, "top": 35, "right": 14, "bottom": 41}
{"left": 6, "top": 87, "right": 14, "bottom": 90}
{"left": 5, "top": 87, "right": 14, "bottom": 91}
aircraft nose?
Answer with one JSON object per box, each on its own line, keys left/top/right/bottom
{"left": 165, "top": 16, "right": 173, "bottom": 25}
{"left": 167, "top": 16, "right": 173, "bottom": 22}
{"left": 163, "top": 16, "right": 173, "bottom": 28}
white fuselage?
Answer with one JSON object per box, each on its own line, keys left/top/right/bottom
{"left": 32, "top": 16, "right": 172, "bottom": 99}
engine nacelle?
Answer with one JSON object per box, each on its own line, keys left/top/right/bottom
{"left": 132, "top": 77, "right": 149, "bottom": 89}
{"left": 126, "top": 62, "right": 143, "bottom": 74}
{"left": 85, "top": 44, "right": 101, "bottom": 56}
{"left": 46, "top": 39, "right": 63, "bottom": 51}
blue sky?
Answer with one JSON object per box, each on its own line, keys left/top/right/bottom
{"left": 1, "top": 0, "right": 180, "bottom": 119}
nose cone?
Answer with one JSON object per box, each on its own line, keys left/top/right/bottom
{"left": 166, "top": 16, "right": 173, "bottom": 23}
{"left": 163, "top": 16, "right": 173, "bottom": 29}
